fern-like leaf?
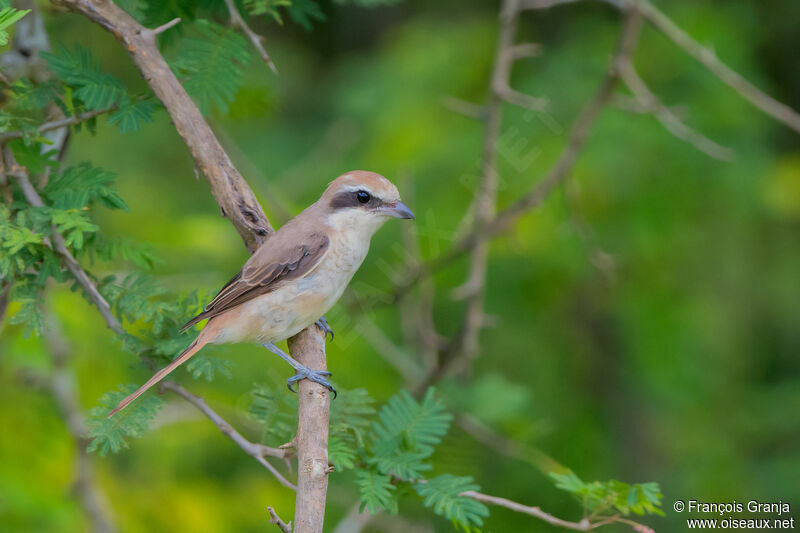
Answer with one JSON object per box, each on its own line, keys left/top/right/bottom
{"left": 43, "top": 163, "right": 128, "bottom": 211}
{"left": 171, "top": 20, "right": 251, "bottom": 114}
{"left": 372, "top": 388, "right": 452, "bottom": 457}
{"left": 414, "top": 475, "right": 489, "bottom": 530}
{"left": 41, "top": 44, "right": 126, "bottom": 111}
{"left": 108, "top": 99, "right": 157, "bottom": 133}
{"left": 86, "top": 384, "right": 165, "bottom": 456}
{"left": 0, "top": 6, "right": 30, "bottom": 46}
{"left": 187, "top": 354, "right": 234, "bottom": 381}
{"left": 356, "top": 469, "right": 398, "bottom": 514}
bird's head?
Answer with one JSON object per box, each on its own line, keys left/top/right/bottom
{"left": 322, "top": 170, "right": 414, "bottom": 234}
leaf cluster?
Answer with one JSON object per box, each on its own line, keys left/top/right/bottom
{"left": 86, "top": 384, "right": 166, "bottom": 456}
{"left": 550, "top": 470, "right": 664, "bottom": 517}
{"left": 248, "top": 385, "right": 487, "bottom": 531}
{"left": 0, "top": 159, "right": 131, "bottom": 336}
{"left": 0, "top": 3, "right": 29, "bottom": 46}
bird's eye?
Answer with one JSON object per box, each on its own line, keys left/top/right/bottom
{"left": 356, "top": 190, "right": 371, "bottom": 204}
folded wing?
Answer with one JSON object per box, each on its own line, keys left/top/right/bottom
{"left": 181, "top": 231, "right": 329, "bottom": 332}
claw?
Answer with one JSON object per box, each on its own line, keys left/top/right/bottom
{"left": 315, "top": 316, "right": 334, "bottom": 341}
{"left": 286, "top": 366, "right": 337, "bottom": 399}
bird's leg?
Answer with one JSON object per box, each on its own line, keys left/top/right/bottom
{"left": 263, "top": 342, "right": 337, "bottom": 398}
{"left": 315, "top": 316, "right": 334, "bottom": 341}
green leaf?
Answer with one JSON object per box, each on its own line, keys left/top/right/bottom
{"left": 10, "top": 79, "right": 62, "bottom": 111}
{"left": 108, "top": 99, "right": 157, "bottom": 133}
{"left": 248, "top": 384, "right": 296, "bottom": 444}
{"left": 372, "top": 388, "right": 452, "bottom": 457}
{"left": 356, "top": 469, "right": 398, "bottom": 514}
{"left": 550, "top": 470, "right": 664, "bottom": 517}
{"left": 331, "top": 387, "right": 375, "bottom": 448}
{"left": 41, "top": 45, "right": 126, "bottom": 110}
{"left": 43, "top": 163, "right": 128, "bottom": 211}
{"left": 7, "top": 280, "right": 44, "bottom": 337}
{"left": 414, "top": 475, "right": 488, "bottom": 530}
{"left": 87, "top": 384, "right": 165, "bottom": 456}
{"left": 0, "top": 6, "right": 30, "bottom": 46}
{"left": 170, "top": 20, "right": 251, "bottom": 114}
{"left": 187, "top": 354, "right": 234, "bottom": 381}
{"left": 329, "top": 435, "right": 358, "bottom": 470}
{"left": 286, "top": 0, "right": 325, "bottom": 31}
{"left": 244, "top": 0, "right": 291, "bottom": 23}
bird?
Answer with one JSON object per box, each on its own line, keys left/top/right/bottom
{"left": 107, "top": 170, "right": 414, "bottom": 417}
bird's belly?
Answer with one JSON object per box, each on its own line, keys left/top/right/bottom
{"left": 214, "top": 262, "right": 355, "bottom": 345}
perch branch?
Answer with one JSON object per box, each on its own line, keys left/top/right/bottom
{"left": 288, "top": 329, "right": 332, "bottom": 533}
{"left": 161, "top": 381, "right": 297, "bottom": 490}
{"left": 223, "top": 0, "right": 278, "bottom": 74}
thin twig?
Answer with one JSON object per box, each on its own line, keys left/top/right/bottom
{"left": 161, "top": 381, "right": 297, "bottom": 491}
{"left": 0, "top": 107, "right": 115, "bottom": 142}
{"left": 617, "top": 60, "right": 734, "bottom": 161}
{"left": 268, "top": 506, "right": 293, "bottom": 533}
{"left": 150, "top": 17, "right": 180, "bottom": 35}
{"left": 460, "top": 491, "right": 592, "bottom": 531}
{"left": 627, "top": 0, "right": 800, "bottom": 134}
{"left": 223, "top": 0, "right": 278, "bottom": 74}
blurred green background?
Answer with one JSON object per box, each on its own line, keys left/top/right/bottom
{"left": 2, "top": 0, "right": 800, "bottom": 531}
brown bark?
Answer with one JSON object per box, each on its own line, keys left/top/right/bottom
{"left": 288, "top": 328, "right": 331, "bottom": 533}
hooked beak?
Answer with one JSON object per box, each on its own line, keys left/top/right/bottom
{"left": 380, "top": 201, "right": 415, "bottom": 220}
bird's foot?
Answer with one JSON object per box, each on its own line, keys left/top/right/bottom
{"left": 315, "top": 316, "right": 334, "bottom": 341}
{"left": 287, "top": 365, "right": 337, "bottom": 399}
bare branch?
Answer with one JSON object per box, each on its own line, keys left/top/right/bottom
{"left": 223, "top": 0, "right": 278, "bottom": 74}
{"left": 445, "top": 0, "right": 525, "bottom": 379}
{"left": 617, "top": 61, "right": 734, "bottom": 161}
{"left": 268, "top": 506, "right": 293, "bottom": 533}
{"left": 627, "top": 0, "right": 800, "bottom": 134}
{"left": 160, "top": 381, "right": 297, "bottom": 491}
{"left": 392, "top": 9, "right": 645, "bottom": 303}
{"left": 461, "top": 491, "right": 592, "bottom": 531}
{"left": 0, "top": 107, "right": 115, "bottom": 143}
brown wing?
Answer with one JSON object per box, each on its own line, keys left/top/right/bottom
{"left": 180, "top": 232, "right": 329, "bottom": 332}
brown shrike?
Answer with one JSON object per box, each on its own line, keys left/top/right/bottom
{"left": 108, "top": 171, "right": 414, "bottom": 417}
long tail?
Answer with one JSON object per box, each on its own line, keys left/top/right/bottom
{"left": 107, "top": 338, "right": 206, "bottom": 418}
